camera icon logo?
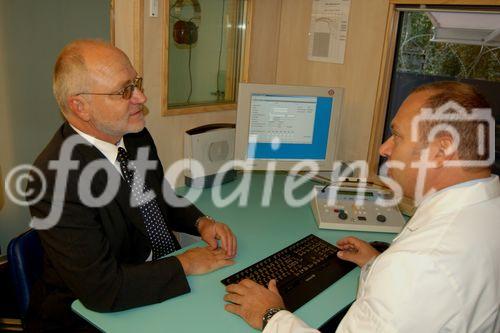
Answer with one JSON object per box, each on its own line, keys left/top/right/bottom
{"left": 411, "top": 100, "right": 495, "bottom": 168}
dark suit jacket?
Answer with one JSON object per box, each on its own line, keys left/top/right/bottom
{"left": 26, "top": 122, "right": 203, "bottom": 331}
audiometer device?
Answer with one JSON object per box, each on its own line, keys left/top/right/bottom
{"left": 311, "top": 185, "right": 405, "bottom": 233}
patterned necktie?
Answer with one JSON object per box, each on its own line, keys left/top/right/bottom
{"left": 116, "top": 147, "right": 179, "bottom": 260}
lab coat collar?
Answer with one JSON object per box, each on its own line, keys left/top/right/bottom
{"left": 406, "top": 175, "right": 500, "bottom": 232}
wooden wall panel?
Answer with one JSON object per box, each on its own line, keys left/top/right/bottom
{"left": 114, "top": 0, "right": 500, "bottom": 185}
{"left": 113, "top": 1, "right": 142, "bottom": 70}
{"left": 113, "top": 1, "right": 236, "bottom": 186}
{"left": 115, "top": 0, "right": 392, "bottom": 171}
{"left": 135, "top": 0, "right": 235, "bottom": 186}
{"left": 247, "top": 0, "right": 282, "bottom": 84}
{"left": 392, "top": 0, "right": 500, "bottom": 4}
{"left": 276, "top": 0, "right": 391, "bottom": 162}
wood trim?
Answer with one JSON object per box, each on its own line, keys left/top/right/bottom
{"left": 161, "top": 0, "right": 170, "bottom": 116}
{"left": 225, "top": 0, "right": 238, "bottom": 101}
{"left": 0, "top": 318, "right": 22, "bottom": 326}
{"left": 240, "top": 0, "right": 253, "bottom": 83}
{"left": 390, "top": 0, "right": 500, "bottom": 4}
{"left": 273, "top": 0, "right": 283, "bottom": 81}
{"left": 112, "top": 0, "right": 143, "bottom": 71}
{"left": 133, "top": 0, "right": 144, "bottom": 75}
{"left": 0, "top": 166, "right": 4, "bottom": 211}
{"left": 366, "top": 3, "right": 413, "bottom": 214}
{"left": 110, "top": 0, "right": 115, "bottom": 44}
{"left": 367, "top": 4, "right": 400, "bottom": 177}
{"left": 161, "top": 0, "right": 251, "bottom": 117}
{"left": 166, "top": 103, "right": 237, "bottom": 116}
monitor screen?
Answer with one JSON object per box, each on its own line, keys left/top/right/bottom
{"left": 235, "top": 84, "right": 344, "bottom": 170}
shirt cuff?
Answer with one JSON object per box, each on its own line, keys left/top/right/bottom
{"left": 263, "top": 310, "right": 289, "bottom": 333}
{"left": 263, "top": 310, "right": 319, "bottom": 333}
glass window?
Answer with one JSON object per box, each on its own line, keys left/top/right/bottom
{"left": 381, "top": 8, "right": 500, "bottom": 174}
{"left": 165, "top": 0, "right": 247, "bottom": 111}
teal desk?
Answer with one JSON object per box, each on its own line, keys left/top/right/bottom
{"left": 72, "top": 173, "right": 397, "bottom": 332}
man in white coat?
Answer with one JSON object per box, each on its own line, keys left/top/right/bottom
{"left": 224, "top": 81, "right": 500, "bottom": 333}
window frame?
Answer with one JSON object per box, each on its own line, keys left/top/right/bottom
{"left": 367, "top": 0, "right": 499, "bottom": 214}
{"left": 160, "top": 0, "right": 253, "bottom": 116}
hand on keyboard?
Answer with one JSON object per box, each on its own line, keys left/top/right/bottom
{"left": 224, "top": 279, "right": 285, "bottom": 330}
{"left": 221, "top": 234, "right": 338, "bottom": 288}
{"left": 221, "top": 234, "right": 357, "bottom": 312}
{"left": 336, "top": 237, "right": 381, "bottom": 267}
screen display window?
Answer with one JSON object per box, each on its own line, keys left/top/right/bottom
{"left": 247, "top": 94, "right": 334, "bottom": 160}
{"left": 337, "top": 190, "right": 374, "bottom": 198}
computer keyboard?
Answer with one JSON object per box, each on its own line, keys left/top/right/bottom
{"left": 221, "top": 234, "right": 356, "bottom": 311}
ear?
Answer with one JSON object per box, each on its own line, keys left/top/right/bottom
{"left": 429, "top": 134, "right": 457, "bottom": 168}
{"left": 67, "top": 95, "right": 91, "bottom": 121}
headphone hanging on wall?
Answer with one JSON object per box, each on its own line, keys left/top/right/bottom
{"left": 171, "top": 0, "right": 202, "bottom": 45}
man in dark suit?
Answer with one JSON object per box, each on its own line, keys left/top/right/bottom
{"left": 26, "top": 39, "right": 237, "bottom": 331}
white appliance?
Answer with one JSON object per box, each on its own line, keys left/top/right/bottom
{"left": 311, "top": 184, "right": 406, "bottom": 233}
{"left": 184, "top": 124, "right": 237, "bottom": 188}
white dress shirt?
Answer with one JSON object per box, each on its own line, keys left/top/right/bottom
{"left": 70, "top": 125, "right": 154, "bottom": 262}
{"left": 264, "top": 176, "right": 500, "bottom": 333}
{"left": 70, "top": 125, "right": 125, "bottom": 174}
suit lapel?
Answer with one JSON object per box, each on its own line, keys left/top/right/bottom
{"left": 62, "top": 122, "right": 148, "bottom": 237}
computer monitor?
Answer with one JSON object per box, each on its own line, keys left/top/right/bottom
{"left": 234, "top": 83, "right": 344, "bottom": 170}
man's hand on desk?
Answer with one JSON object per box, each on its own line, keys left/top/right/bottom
{"left": 336, "top": 236, "right": 380, "bottom": 267}
{"left": 197, "top": 217, "right": 237, "bottom": 258}
{"left": 224, "top": 279, "right": 285, "bottom": 330}
{"left": 176, "top": 246, "right": 235, "bottom": 275}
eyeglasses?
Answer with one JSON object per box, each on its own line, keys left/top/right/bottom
{"left": 76, "top": 77, "right": 143, "bottom": 100}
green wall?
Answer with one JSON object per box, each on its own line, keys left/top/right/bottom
{"left": 0, "top": 0, "right": 110, "bottom": 252}
{"left": 168, "top": 0, "right": 229, "bottom": 105}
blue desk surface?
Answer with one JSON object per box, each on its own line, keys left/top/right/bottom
{"left": 72, "top": 173, "right": 397, "bottom": 332}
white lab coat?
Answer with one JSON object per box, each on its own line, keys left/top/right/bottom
{"left": 263, "top": 176, "right": 500, "bottom": 333}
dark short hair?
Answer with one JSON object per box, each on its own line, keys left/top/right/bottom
{"left": 412, "top": 81, "right": 492, "bottom": 164}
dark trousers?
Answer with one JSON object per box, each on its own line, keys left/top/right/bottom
{"left": 25, "top": 280, "right": 100, "bottom": 333}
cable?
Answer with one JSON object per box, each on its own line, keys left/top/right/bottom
{"left": 445, "top": 43, "right": 468, "bottom": 79}
{"left": 216, "top": 0, "right": 226, "bottom": 100}
{"left": 398, "top": 33, "right": 433, "bottom": 72}
{"left": 465, "top": 44, "right": 485, "bottom": 78}
{"left": 481, "top": 46, "right": 500, "bottom": 68}
{"left": 187, "top": 42, "right": 193, "bottom": 104}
